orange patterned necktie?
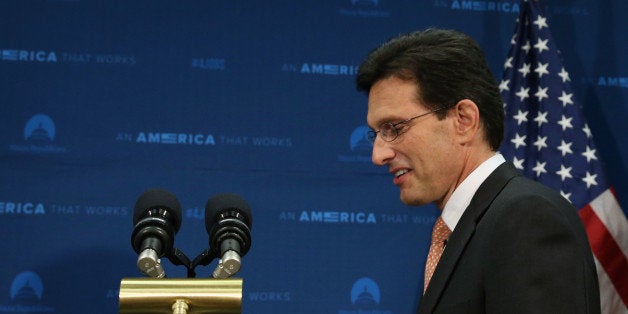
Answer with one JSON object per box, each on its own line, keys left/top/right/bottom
{"left": 423, "top": 216, "right": 452, "bottom": 293}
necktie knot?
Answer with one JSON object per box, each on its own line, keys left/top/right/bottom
{"left": 431, "top": 216, "right": 451, "bottom": 244}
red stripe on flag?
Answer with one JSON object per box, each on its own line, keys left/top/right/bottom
{"left": 579, "top": 204, "right": 628, "bottom": 308}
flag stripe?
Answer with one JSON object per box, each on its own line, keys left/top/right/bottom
{"left": 594, "top": 258, "right": 627, "bottom": 314}
{"left": 579, "top": 202, "right": 628, "bottom": 308}
{"left": 590, "top": 189, "right": 628, "bottom": 258}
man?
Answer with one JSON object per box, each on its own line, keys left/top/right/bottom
{"left": 356, "top": 28, "right": 600, "bottom": 313}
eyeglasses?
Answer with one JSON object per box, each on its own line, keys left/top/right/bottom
{"left": 367, "top": 105, "right": 451, "bottom": 143}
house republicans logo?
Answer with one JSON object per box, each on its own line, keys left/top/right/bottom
{"left": 7, "top": 114, "right": 68, "bottom": 154}
{"left": 338, "top": 125, "right": 372, "bottom": 163}
{"left": 25, "top": 114, "right": 55, "bottom": 143}
{"left": 338, "top": 277, "right": 391, "bottom": 314}
{"left": 0, "top": 271, "right": 55, "bottom": 312}
{"left": 349, "top": 126, "right": 372, "bottom": 152}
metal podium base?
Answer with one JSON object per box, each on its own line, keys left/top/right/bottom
{"left": 119, "top": 278, "right": 242, "bottom": 314}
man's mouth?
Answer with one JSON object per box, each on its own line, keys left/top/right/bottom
{"left": 394, "top": 169, "right": 410, "bottom": 178}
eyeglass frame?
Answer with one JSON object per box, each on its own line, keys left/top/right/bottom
{"left": 367, "top": 105, "right": 452, "bottom": 143}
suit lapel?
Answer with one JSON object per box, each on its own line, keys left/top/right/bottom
{"left": 417, "top": 162, "right": 521, "bottom": 313}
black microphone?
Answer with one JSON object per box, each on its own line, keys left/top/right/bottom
{"left": 131, "top": 188, "right": 182, "bottom": 278}
{"left": 205, "top": 193, "right": 252, "bottom": 278}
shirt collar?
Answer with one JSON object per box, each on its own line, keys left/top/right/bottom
{"left": 441, "top": 153, "right": 506, "bottom": 231}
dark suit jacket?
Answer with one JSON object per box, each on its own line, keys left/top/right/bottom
{"left": 418, "top": 162, "right": 600, "bottom": 314}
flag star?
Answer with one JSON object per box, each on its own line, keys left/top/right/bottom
{"left": 513, "top": 109, "right": 529, "bottom": 125}
{"left": 516, "top": 86, "right": 530, "bottom": 101}
{"left": 558, "top": 91, "right": 574, "bottom": 107}
{"left": 532, "top": 160, "right": 547, "bottom": 177}
{"left": 533, "top": 111, "right": 549, "bottom": 127}
{"left": 510, "top": 34, "right": 517, "bottom": 45}
{"left": 504, "top": 57, "right": 513, "bottom": 69}
{"left": 521, "top": 40, "right": 531, "bottom": 54}
{"left": 511, "top": 133, "right": 527, "bottom": 149}
{"left": 582, "top": 146, "right": 598, "bottom": 162}
{"left": 533, "top": 135, "right": 548, "bottom": 151}
{"left": 535, "top": 86, "right": 549, "bottom": 102}
{"left": 556, "top": 164, "right": 573, "bottom": 181}
{"left": 582, "top": 123, "right": 592, "bottom": 138}
{"left": 582, "top": 171, "right": 598, "bottom": 188}
{"left": 560, "top": 190, "right": 572, "bottom": 203}
{"left": 499, "top": 79, "right": 510, "bottom": 92}
{"left": 534, "top": 38, "right": 549, "bottom": 53}
{"left": 557, "top": 115, "right": 573, "bottom": 131}
{"left": 556, "top": 140, "right": 573, "bottom": 156}
{"left": 533, "top": 15, "right": 548, "bottom": 30}
{"left": 534, "top": 62, "right": 550, "bottom": 78}
{"left": 518, "top": 62, "right": 531, "bottom": 77}
{"left": 513, "top": 156, "right": 525, "bottom": 170}
{"left": 558, "top": 67, "right": 571, "bottom": 82}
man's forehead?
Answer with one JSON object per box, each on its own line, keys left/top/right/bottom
{"left": 367, "top": 99, "right": 425, "bottom": 128}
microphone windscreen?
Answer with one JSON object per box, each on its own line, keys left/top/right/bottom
{"left": 133, "top": 188, "right": 182, "bottom": 231}
{"left": 204, "top": 193, "right": 252, "bottom": 231}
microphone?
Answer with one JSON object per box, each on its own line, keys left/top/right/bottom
{"left": 205, "top": 193, "right": 252, "bottom": 278}
{"left": 131, "top": 188, "right": 182, "bottom": 278}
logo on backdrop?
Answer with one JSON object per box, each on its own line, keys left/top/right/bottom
{"left": 349, "top": 126, "right": 372, "bottom": 152}
{"left": 191, "top": 57, "right": 226, "bottom": 71}
{"left": 338, "top": 277, "right": 391, "bottom": 314}
{"left": 0, "top": 49, "right": 136, "bottom": 65}
{"left": 247, "top": 291, "right": 291, "bottom": 303}
{"left": 433, "top": 1, "right": 590, "bottom": 15}
{"left": 597, "top": 75, "right": 628, "bottom": 88}
{"left": 338, "top": 125, "right": 372, "bottom": 163}
{"left": 0, "top": 271, "right": 55, "bottom": 312}
{"left": 7, "top": 114, "right": 68, "bottom": 154}
{"left": 0, "top": 202, "right": 45, "bottom": 215}
{"left": 281, "top": 62, "right": 359, "bottom": 76}
{"left": 0, "top": 201, "right": 129, "bottom": 217}
{"left": 432, "top": 0, "right": 520, "bottom": 13}
{"left": 134, "top": 132, "right": 218, "bottom": 145}
{"left": 116, "top": 131, "right": 293, "bottom": 148}
{"left": 339, "top": 0, "right": 391, "bottom": 18}
{"left": 280, "top": 208, "right": 436, "bottom": 226}
{"left": 297, "top": 210, "right": 377, "bottom": 224}
{"left": 0, "top": 50, "right": 57, "bottom": 62}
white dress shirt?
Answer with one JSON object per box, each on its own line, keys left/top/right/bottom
{"left": 441, "top": 153, "right": 506, "bottom": 231}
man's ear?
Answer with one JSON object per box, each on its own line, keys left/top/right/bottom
{"left": 452, "top": 99, "right": 481, "bottom": 144}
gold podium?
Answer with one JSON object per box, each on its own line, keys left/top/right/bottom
{"left": 119, "top": 278, "right": 243, "bottom": 314}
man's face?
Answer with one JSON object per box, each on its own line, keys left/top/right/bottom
{"left": 366, "top": 76, "right": 461, "bottom": 207}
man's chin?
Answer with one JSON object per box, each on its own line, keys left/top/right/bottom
{"left": 399, "top": 192, "right": 429, "bottom": 206}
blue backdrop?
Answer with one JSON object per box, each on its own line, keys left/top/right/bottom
{"left": 1, "top": 1, "right": 626, "bottom": 313}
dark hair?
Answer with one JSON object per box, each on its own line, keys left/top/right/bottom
{"left": 356, "top": 28, "right": 504, "bottom": 150}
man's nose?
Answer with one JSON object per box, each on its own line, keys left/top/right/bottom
{"left": 371, "top": 138, "right": 394, "bottom": 166}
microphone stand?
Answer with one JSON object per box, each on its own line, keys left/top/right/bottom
{"left": 168, "top": 247, "right": 195, "bottom": 278}
{"left": 189, "top": 248, "right": 219, "bottom": 276}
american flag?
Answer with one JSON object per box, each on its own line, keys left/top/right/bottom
{"left": 499, "top": 1, "right": 628, "bottom": 313}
